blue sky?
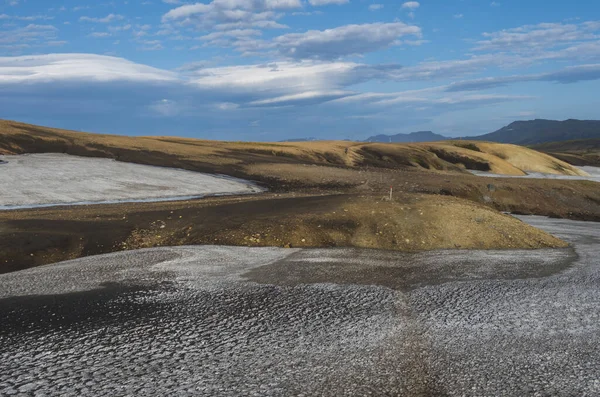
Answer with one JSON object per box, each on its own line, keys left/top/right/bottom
{"left": 1, "top": 0, "right": 599, "bottom": 140}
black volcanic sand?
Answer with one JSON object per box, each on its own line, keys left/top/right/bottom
{"left": 0, "top": 194, "right": 343, "bottom": 273}
{"left": 2, "top": 216, "right": 600, "bottom": 396}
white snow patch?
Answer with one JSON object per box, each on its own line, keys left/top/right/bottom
{"left": 0, "top": 153, "right": 264, "bottom": 210}
{"left": 470, "top": 166, "right": 600, "bottom": 183}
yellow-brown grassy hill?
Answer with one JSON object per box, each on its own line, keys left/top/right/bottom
{"left": 0, "top": 119, "right": 586, "bottom": 177}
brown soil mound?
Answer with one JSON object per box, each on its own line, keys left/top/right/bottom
{"left": 201, "top": 195, "right": 566, "bottom": 251}
{"left": 0, "top": 193, "right": 566, "bottom": 274}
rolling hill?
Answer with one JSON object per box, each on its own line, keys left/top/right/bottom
{"left": 532, "top": 138, "right": 600, "bottom": 166}
{"left": 0, "top": 119, "right": 585, "bottom": 178}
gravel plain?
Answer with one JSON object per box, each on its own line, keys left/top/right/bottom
{"left": 0, "top": 153, "right": 263, "bottom": 210}
{"left": 1, "top": 216, "right": 599, "bottom": 396}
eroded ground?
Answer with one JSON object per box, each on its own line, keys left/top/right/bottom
{"left": 1, "top": 216, "right": 598, "bottom": 396}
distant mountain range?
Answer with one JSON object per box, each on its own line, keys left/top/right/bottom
{"left": 365, "top": 131, "right": 448, "bottom": 143}
{"left": 280, "top": 137, "right": 318, "bottom": 142}
{"left": 470, "top": 119, "right": 600, "bottom": 145}
{"left": 366, "top": 119, "right": 600, "bottom": 145}
{"left": 279, "top": 119, "right": 600, "bottom": 145}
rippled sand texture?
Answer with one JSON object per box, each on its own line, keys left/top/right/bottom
{"left": 1, "top": 216, "right": 599, "bottom": 396}
{"left": 0, "top": 153, "right": 263, "bottom": 209}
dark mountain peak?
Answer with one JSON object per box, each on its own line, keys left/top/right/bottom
{"left": 366, "top": 131, "right": 448, "bottom": 143}
{"left": 472, "top": 119, "right": 600, "bottom": 145}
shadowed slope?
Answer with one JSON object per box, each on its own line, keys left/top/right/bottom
{"left": 532, "top": 139, "right": 600, "bottom": 167}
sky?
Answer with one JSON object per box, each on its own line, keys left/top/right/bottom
{"left": 0, "top": 0, "right": 599, "bottom": 141}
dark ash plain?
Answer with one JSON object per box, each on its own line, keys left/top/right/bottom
{"left": 1, "top": 216, "right": 599, "bottom": 396}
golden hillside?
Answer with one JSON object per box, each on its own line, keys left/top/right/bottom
{"left": 0, "top": 119, "right": 586, "bottom": 177}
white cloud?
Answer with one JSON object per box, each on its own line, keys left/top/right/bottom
{"left": 271, "top": 22, "right": 422, "bottom": 60}
{"left": 248, "top": 90, "right": 352, "bottom": 106}
{"left": 386, "top": 55, "right": 499, "bottom": 81}
{"left": 80, "top": 14, "right": 124, "bottom": 24}
{"left": 108, "top": 24, "right": 132, "bottom": 32}
{"left": 388, "top": 94, "right": 534, "bottom": 107}
{"left": 163, "top": 0, "right": 301, "bottom": 21}
{"left": 446, "top": 64, "right": 600, "bottom": 92}
{"left": 332, "top": 89, "right": 534, "bottom": 111}
{"left": 454, "top": 14, "right": 463, "bottom": 19}
{"left": 186, "top": 61, "right": 407, "bottom": 107}
{"left": 370, "top": 33, "right": 600, "bottom": 85}
{"left": 89, "top": 32, "right": 111, "bottom": 38}
{"left": 137, "top": 39, "right": 164, "bottom": 51}
{"left": 0, "top": 14, "right": 54, "bottom": 21}
{"left": 198, "top": 28, "right": 262, "bottom": 48}
{"left": 308, "top": 0, "right": 349, "bottom": 5}
{"left": 0, "top": 24, "right": 61, "bottom": 52}
{"left": 189, "top": 61, "right": 362, "bottom": 91}
{"left": 162, "top": 0, "right": 300, "bottom": 33}
{"left": 369, "top": 4, "right": 383, "bottom": 11}
{"left": 0, "top": 54, "right": 178, "bottom": 84}
{"left": 322, "top": 21, "right": 597, "bottom": 85}
{"left": 194, "top": 21, "right": 422, "bottom": 59}
{"left": 474, "top": 21, "right": 599, "bottom": 52}
{"left": 402, "top": 2, "right": 420, "bottom": 10}
{"left": 162, "top": 3, "right": 211, "bottom": 20}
